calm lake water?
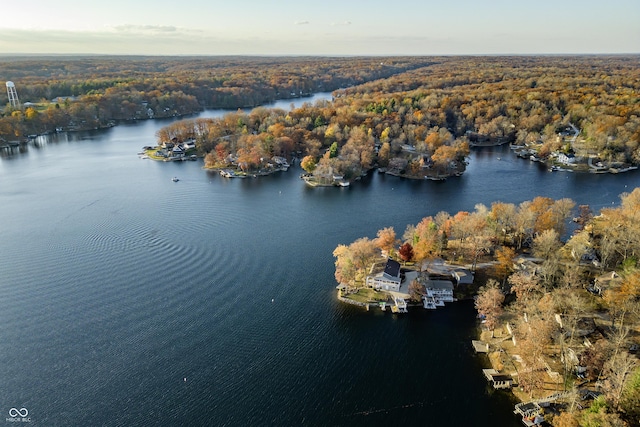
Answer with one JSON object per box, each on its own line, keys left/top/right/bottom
{"left": 1, "top": 93, "right": 639, "bottom": 426}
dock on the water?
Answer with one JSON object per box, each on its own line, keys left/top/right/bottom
{"left": 472, "top": 340, "right": 489, "bottom": 353}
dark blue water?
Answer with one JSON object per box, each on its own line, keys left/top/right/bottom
{"left": 1, "top": 94, "right": 639, "bottom": 426}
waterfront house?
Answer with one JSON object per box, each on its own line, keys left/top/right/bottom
{"left": 514, "top": 402, "right": 544, "bottom": 426}
{"left": 171, "top": 145, "right": 185, "bottom": 158}
{"left": 183, "top": 139, "right": 196, "bottom": 150}
{"left": 366, "top": 258, "right": 402, "bottom": 291}
{"left": 421, "top": 278, "right": 455, "bottom": 308}
{"left": 272, "top": 156, "right": 290, "bottom": 169}
{"left": 453, "top": 268, "right": 474, "bottom": 286}
{"left": 424, "top": 278, "right": 455, "bottom": 302}
{"left": 557, "top": 153, "right": 576, "bottom": 165}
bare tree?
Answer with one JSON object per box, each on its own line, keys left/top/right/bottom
{"left": 516, "top": 315, "right": 557, "bottom": 396}
{"left": 533, "top": 229, "right": 561, "bottom": 260}
{"left": 603, "top": 352, "right": 638, "bottom": 410}
{"left": 475, "top": 279, "right": 505, "bottom": 337}
{"left": 508, "top": 271, "right": 543, "bottom": 307}
{"left": 408, "top": 279, "right": 426, "bottom": 302}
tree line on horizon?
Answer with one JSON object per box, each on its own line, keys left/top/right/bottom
{"left": 0, "top": 56, "right": 431, "bottom": 140}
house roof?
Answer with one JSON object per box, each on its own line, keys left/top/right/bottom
{"left": 594, "top": 271, "right": 623, "bottom": 292}
{"left": 388, "top": 270, "right": 417, "bottom": 300}
{"left": 453, "top": 269, "right": 474, "bottom": 285}
{"left": 491, "top": 374, "right": 513, "bottom": 382}
{"left": 596, "top": 271, "right": 620, "bottom": 283}
{"left": 383, "top": 258, "right": 401, "bottom": 279}
{"left": 425, "top": 279, "right": 454, "bottom": 291}
{"left": 515, "top": 402, "right": 541, "bottom": 416}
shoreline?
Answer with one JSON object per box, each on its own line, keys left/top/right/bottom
{"left": 511, "top": 146, "right": 639, "bottom": 175}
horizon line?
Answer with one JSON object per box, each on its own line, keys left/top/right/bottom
{"left": 0, "top": 52, "right": 639, "bottom": 58}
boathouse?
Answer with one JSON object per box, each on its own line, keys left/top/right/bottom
{"left": 483, "top": 369, "right": 514, "bottom": 390}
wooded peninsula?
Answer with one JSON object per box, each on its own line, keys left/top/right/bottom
{"left": 334, "top": 188, "right": 640, "bottom": 426}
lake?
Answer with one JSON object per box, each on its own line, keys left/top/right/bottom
{"left": 1, "top": 93, "right": 639, "bottom": 426}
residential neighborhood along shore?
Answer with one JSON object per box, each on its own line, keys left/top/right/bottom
{"left": 332, "top": 189, "right": 640, "bottom": 426}
{"left": 511, "top": 123, "right": 638, "bottom": 175}
{"left": 141, "top": 118, "right": 638, "bottom": 187}
{"left": 337, "top": 257, "right": 473, "bottom": 314}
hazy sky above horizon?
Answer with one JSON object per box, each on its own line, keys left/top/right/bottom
{"left": 1, "top": 0, "right": 638, "bottom": 55}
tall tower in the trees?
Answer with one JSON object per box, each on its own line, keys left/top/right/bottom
{"left": 6, "top": 81, "right": 20, "bottom": 107}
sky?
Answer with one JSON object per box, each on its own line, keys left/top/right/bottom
{"left": 1, "top": 0, "right": 638, "bottom": 55}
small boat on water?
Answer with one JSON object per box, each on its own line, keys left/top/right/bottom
{"left": 172, "top": 177, "right": 179, "bottom": 182}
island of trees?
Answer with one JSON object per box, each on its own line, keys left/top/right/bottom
{"left": 333, "top": 188, "right": 640, "bottom": 426}
{"left": 154, "top": 55, "right": 639, "bottom": 184}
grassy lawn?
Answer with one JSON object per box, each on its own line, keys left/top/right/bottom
{"left": 144, "top": 147, "right": 198, "bottom": 161}
{"left": 143, "top": 148, "right": 164, "bottom": 160}
{"left": 343, "top": 287, "right": 389, "bottom": 304}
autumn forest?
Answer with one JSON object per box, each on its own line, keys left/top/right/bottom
{"left": 0, "top": 56, "right": 432, "bottom": 139}
{"left": 3, "top": 56, "right": 639, "bottom": 183}
{"left": 155, "top": 56, "right": 639, "bottom": 183}
{"left": 2, "top": 54, "right": 640, "bottom": 425}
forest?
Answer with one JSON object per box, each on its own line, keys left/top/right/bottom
{"left": 333, "top": 188, "right": 640, "bottom": 426}
{"left": 3, "top": 56, "right": 638, "bottom": 182}
{"left": 0, "top": 56, "right": 432, "bottom": 139}
{"left": 155, "top": 55, "right": 639, "bottom": 183}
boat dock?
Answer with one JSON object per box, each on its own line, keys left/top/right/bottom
{"left": 472, "top": 340, "right": 489, "bottom": 353}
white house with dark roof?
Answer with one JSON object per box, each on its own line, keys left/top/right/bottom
{"left": 366, "top": 258, "right": 402, "bottom": 291}
{"left": 171, "top": 145, "right": 185, "bottom": 158}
